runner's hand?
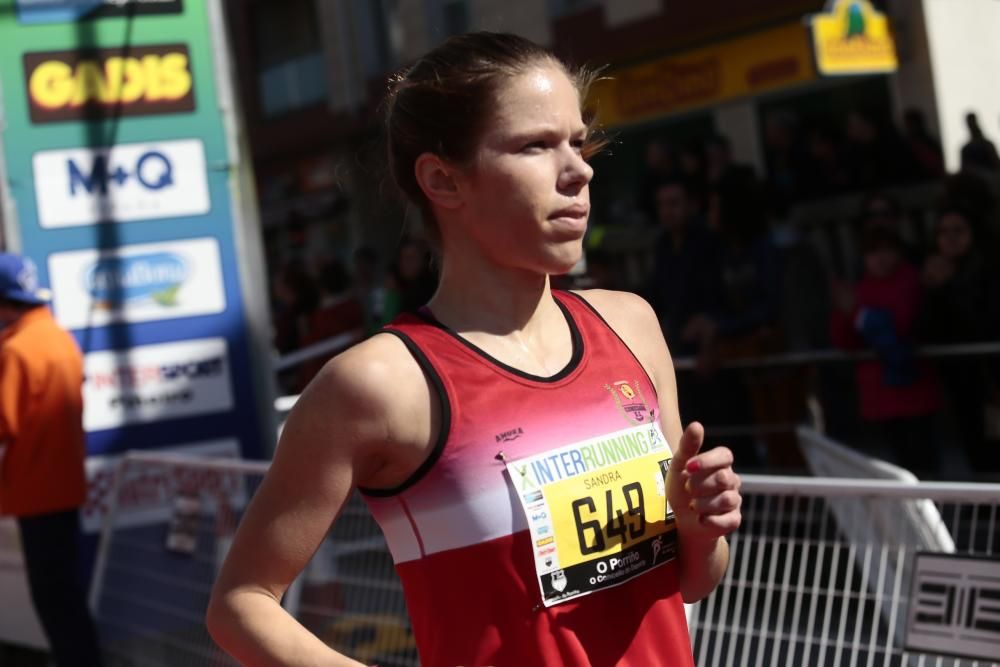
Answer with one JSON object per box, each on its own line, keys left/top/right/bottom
{"left": 666, "top": 422, "right": 741, "bottom": 541}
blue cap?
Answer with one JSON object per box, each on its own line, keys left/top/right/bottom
{"left": 0, "top": 253, "right": 51, "bottom": 305}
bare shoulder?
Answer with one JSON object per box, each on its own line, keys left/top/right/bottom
{"left": 570, "top": 288, "right": 672, "bottom": 386}
{"left": 281, "top": 331, "right": 434, "bottom": 488}
{"left": 304, "top": 332, "right": 425, "bottom": 415}
{"left": 209, "top": 333, "right": 435, "bottom": 610}
{"left": 571, "top": 289, "right": 660, "bottom": 338}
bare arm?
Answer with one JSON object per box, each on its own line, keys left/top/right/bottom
{"left": 207, "top": 335, "right": 428, "bottom": 666}
{"left": 574, "top": 290, "right": 741, "bottom": 602}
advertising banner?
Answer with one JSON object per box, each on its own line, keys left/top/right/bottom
{"left": 15, "top": 0, "right": 184, "bottom": 25}
{"left": 22, "top": 43, "right": 195, "bottom": 123}
{"left": 33, "top": 138, "right": 211, "bottom": 227}
{"left": 82, "top": 337, "right": 234, "bottom": 431}
{"left": 0, "top": 0, "right": 274, "bottom": 649}
{"left": 0, "top": 0, "right": 271, "bottom": 460}
{"left": 49, "top": 236, "right": 227, "bottom": 327}
{"left": 809, "top": 0, "right": 898, "bottom": 76}
{"left": 588, "top": 22, "right": 818, "bottom": 128}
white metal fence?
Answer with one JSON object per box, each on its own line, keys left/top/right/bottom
{"left": 89, "top": 452, "right": 415, "bottom": 667}
{"left": 90, "top": 451, "right": 1000, "bottom": 667}
{"left": 688, "top": 477, "right": 999, "bottom": 667}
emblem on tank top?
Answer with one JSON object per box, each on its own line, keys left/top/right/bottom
{"left": 604, "top": 380, "right": 651, "bottom": 426}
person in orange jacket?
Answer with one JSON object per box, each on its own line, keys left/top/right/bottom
{"left": 0, "top": 252, "right": 102, "bottom": 666}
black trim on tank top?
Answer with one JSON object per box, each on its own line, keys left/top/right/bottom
{"left": 562, "top": 290, "right": 658, "bottom": 395}
{"left": 357, "top": 329, "right": 452, "bottom": 498}
{"left": 415, "top": 297, "right": 584, "bottom": 383}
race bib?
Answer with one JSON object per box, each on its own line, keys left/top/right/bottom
{"left": 507, "top": 423, "right": 679, "bottom": 607}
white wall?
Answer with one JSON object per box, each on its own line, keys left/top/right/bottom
{"left": 921, "top": 0, "right": 1000, "bottom": 172}
{"left": 713, "top": 101, "right": 765, "bottom": 175}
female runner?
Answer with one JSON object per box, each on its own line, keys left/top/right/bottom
{"left": 207, "top": 31, "right": 742, "bottom": 667}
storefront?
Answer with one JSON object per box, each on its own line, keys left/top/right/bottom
{"left": 584, "top": 0, "right": 901, "bottom": 225}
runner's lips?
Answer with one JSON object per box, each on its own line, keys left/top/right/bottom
{"left": 549, "top": 204, "right": 590, "bottom": 220}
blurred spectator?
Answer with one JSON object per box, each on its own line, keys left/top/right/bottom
{"left": 0, "top": 253, "right": 103, "bottom": 667}
{"left": 902, "top": 108, "right": 945, "bottom": 179}
{"left": 772, "top": 219, "right": 831, "bottom": 354}
{"left": 352, "top": 246, "right": 386, "bottom": 334}
{"left": 637, "top": 139, "right": 678, "bottom": 223}
{"left": 710, "top": 173, "right": 782, "bottom": 343}
{"left": 857, "top": 192, "right": 922, "bottom": 267}
{"left": 943, "top": 170, "right": 999, "bottom": 228}
{"left": 646, "top": 178, "right": 722, "bottom": 355}
{"left": 272, "top": 259, "right": 320, "bottom": 354}
{"left": 646, "top": 178, "right": 734, "bottom": 459}
{"left": 296, "top": 260, "right": 366, "bottom": 391}
{"left": 709, "top": 173, "right": 791, "bottom": 467}
{"left": 960, "top": 112, "right": 1000, "bottom": 171}
{"left": 799, "top": 122, "right": 850, "bottom": 199}
{"left": 843, "top": 110, "right": 912, "bottom": 189}
{"left": 762, "top": 109, "right": 807, "bottom": 209}
{"left": 705, "top": 134, "right": 755, "bottom": 188}
{"left": 578, "top": 248, "right": 619, "bottom": 291}
{"left": 772, "top": 215, "right": 855, "bottom": 445}
{"left": 382, "top": 238, "right": 438, "bottom": 322}
{"left": 678, "top": 141, "right": 708, "bottom": 214}
{"left": 920, "top": 207, "right": 1000, "bottom": 473}
{"left": 830, "top": 228, "right": 942, "bottom": 476}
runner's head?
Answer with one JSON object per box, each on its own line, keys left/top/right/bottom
{"left": 384, "top": 32, "right": 602, "bottom": 275}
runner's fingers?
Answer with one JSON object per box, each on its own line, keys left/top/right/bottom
{"left": 698, "top": 510, "right": 742, "bottom": 535}
{"left": 686, "top": 468, "right": 741, "bottom": 497}
{"left": 689, "top": 490, "right": 742, "bottom": 516}
{"left": 684, "top": 446, "right": 734, "bottom": 477}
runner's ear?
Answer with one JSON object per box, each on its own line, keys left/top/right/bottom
{"left": 414, "top": 152, "right": 462, "bottom": 210}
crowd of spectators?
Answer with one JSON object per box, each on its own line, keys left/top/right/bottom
{"left": 631, "top": 112, "right": 1000, "bottom": 480}
{"left": 269, "top": 237, "right": 437, "bottom": 393}
{"left": 266, "top": 109, "right": 1000, "bottom": 480}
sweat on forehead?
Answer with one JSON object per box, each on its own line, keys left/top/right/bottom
{"left": 490, "top": 66, "right": 585, "bottom": 127}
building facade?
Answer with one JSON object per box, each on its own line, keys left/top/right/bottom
{"left": 222, "top": 0, "right": 1000, "bottom": 283}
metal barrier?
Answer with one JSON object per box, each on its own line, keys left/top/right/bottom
{"left": 90, "top": 448, "right": 1000, "bottom": 667}
{"left": 89, "top": 453, "right": 263, "bottom": 666}
{"left": 89, "top": 451, "right": 415, "bottom": 667}
{"left": 272, "top": 340, "right": 1000, "bottom": 418}
{"left": 689, "top": 477, "right": 1000, "bottom": 667}
{"left": 272, "top": 341, "right": 1000, "bottom": 449}
{"left": 273, "top": 329, "right": 363, "bottom": 373}
{"left": 671, "top": 341, "right": 1000, "bottom": 372}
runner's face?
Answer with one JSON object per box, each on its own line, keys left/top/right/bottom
{"left": 457, "top": 65, "right": 593, "bottom": 274}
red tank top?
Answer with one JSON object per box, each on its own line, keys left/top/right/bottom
{"left": 361, "top": 291, "right": 693, "bottom": 667}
